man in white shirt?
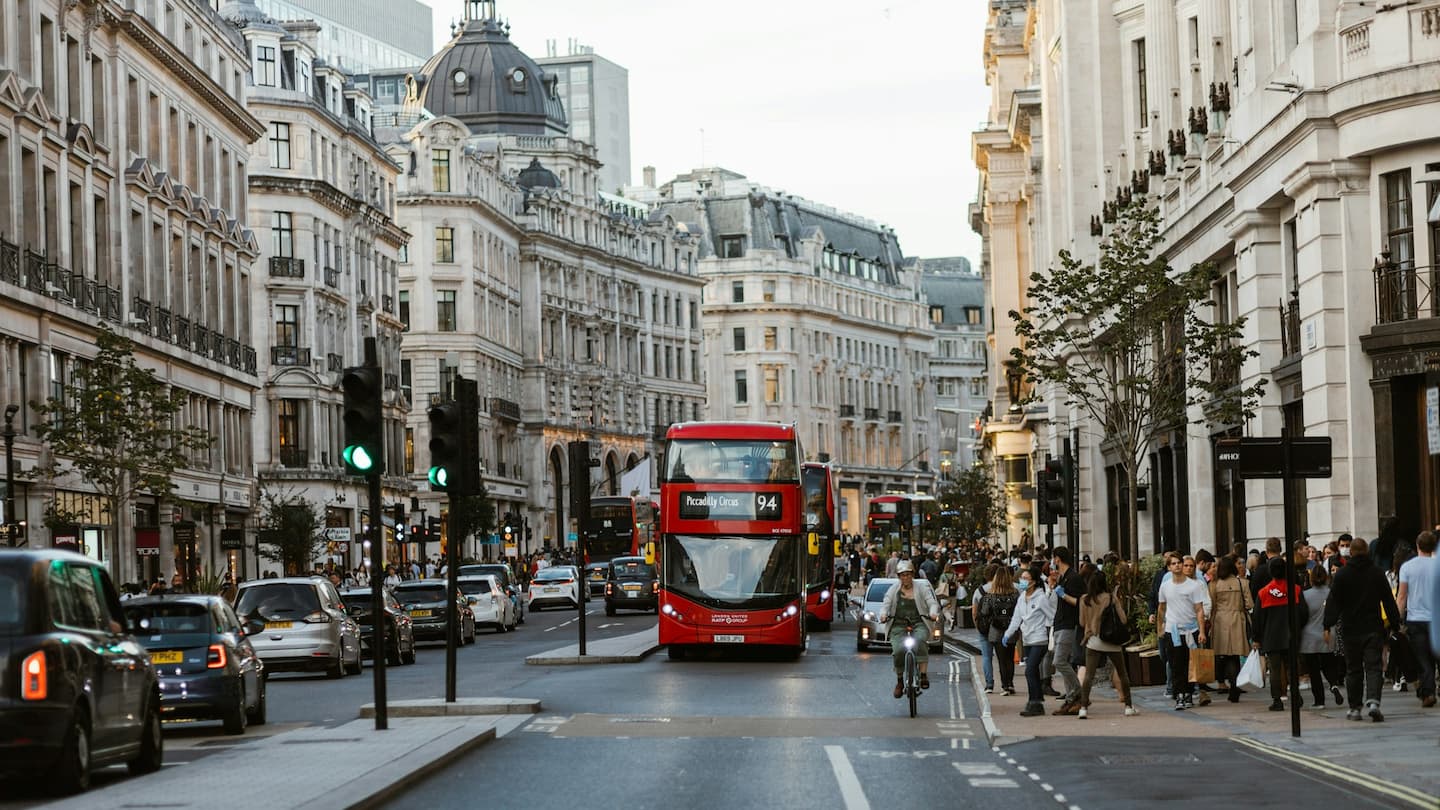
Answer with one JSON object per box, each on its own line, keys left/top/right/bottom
{"left": 1157, "top": 557, "right": 1210, "bottom": 711}
{"left": 1397, "top": 531, "right": 1437, "bottom": 708}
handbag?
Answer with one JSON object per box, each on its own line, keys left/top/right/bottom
{"left": 1235, "top": 652, "right": 1265, "bottom": 690}
{"left": 935, "top": 579, "right": 951, "bottom": 598}
{"left": 1187, "top": 647, "right": 1216, "bottom": 683}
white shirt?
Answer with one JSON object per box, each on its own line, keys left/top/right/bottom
{"left": 1399, "top": 554, "right": 1437, "bottom": 622}
{"left": 1003, "top": 586, "right": 1057, "bottom": 646}
{"left": 1158, "top": 576, "right": 1209, "bottom": 631}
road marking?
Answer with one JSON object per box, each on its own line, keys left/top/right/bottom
{"left": 969, "top": 778, "right": 1019, "bottom": 788}
{"left": 1230, "top": 736, "right": 1437, "bottom": 809}
{"left": 953, "top": 763, "right": 1007, "bottom": 777}
{"left": 824, "top": 745, "right": 870, "bottom": 810}
{"left": 858, "top": 750, "right": 946, "bottom": 759}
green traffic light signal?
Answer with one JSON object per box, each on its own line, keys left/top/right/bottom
{"left": 428, "top": 401, "right": 463, "bottom": 493}
{"left": 341, "top": 365, "right": 384, "bottom": 477}
{"left": 343, "top": 444, "right": 375, "bottom": 472}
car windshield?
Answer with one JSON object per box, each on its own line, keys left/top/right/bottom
{"left": 395, "top": 585, "right": 448, "bottom": 603}
{"left": 612, "top": 561, "right": 655, "bottom": 580}
{"left": 0, "top": 566, "right": 24, "bottom": 636}
{"left": 663, "top": 534, "right": 800, "bottom": 609}
{"left": 865, "top": 581, "right": 893, "bottom": 603}
{"left": 663, "top": 438, "right": 799, "bottom": 484}
{"left": 457, "top": 579, "right": 492, "bottom": 595}
{"left": 235, "top": 583, "right": 320, "bottom": 620}
{"left": 534, "top": 569, "right": 573, "bottom": 582}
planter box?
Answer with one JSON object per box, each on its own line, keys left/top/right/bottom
{"left": 1127, "top": 649, "right": 1165, "bottom": 686}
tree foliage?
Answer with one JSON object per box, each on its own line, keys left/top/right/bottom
{"left": 444, "top": 490, "right": 494, "bottom": 555}
{"left": 32, "top": 326, "right": 213, "bottom": 560}
{"left": 936, "top": 464, "right": 1007, "bottom": 542}
{"left": 255, "top": 479, "right": 326, "bottom": 574}
{"left": 1008, "top": 201, "right": 1264, "bottom": 559}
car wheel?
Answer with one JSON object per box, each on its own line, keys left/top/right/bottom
{"left": 856, "top": 639, "right": 867, "bottom": 653}
{"left": 402, "top": 636, "right": 417, "bottom": 664}
{"left": 126, "top": 699, "right": 164, "bottom": 776}
{"left": 326, "top": 655, "right": 344, "bottom": 679}
{"left": 386, "top": 630, "right": 403, "bottom": 666}
{"left": 222, "top": 689, "right": 248, "bottom": 736}
{"left": 49, "top": 707, "right": 91, "bottom": 795}
{"left": 346, "top": 643, "right": 364, "bottom": 675}
{"left": 247, "top": 677, "right": 268, "bottom": 726}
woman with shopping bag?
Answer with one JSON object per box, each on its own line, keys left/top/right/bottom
{"left": 1252, "top": 556, "right": 1309, "bottom": 711}
{"left": 1209, "top": 555, "right": 1254, "bottom": 702}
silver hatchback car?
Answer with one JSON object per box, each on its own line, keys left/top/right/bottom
{"left": 234, "top": 577, "right": 362, "bottom": 678}
{"left": 855, "top": 577, "right": 943, "bottom": 653}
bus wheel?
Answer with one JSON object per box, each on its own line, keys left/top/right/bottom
{"left": 810, "top": 619, "right": 831, "bottom": 633}
{"left": 667, "top": 645, "right": 687, "bottom": 661}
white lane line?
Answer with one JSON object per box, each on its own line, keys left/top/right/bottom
{"left": 824, "top": 745, "right": 870, "bottom": 810}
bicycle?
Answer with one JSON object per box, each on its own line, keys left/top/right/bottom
{"left": 899, "top": 623, "right": 923, "bottom": 717}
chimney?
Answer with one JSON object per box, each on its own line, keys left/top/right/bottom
{"left": 643, "top": 165, "right": 656, "bottom": 187}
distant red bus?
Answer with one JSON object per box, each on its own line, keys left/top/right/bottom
{"left": 867, "top": 494, "right": 937, "bottom": 553}
{"left": 658, "top": 422, "right": 807, "bottom": 659}
{"left": 802, "top": 461, "right": 837, "bottom": 630}
{"left": 586, "top": 496, "right": 651, "bottom": 562}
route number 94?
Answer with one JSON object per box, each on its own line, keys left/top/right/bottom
{"left": 754, "top": 493, "right": 781, "bottom": 519}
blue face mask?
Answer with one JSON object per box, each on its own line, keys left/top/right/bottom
{"left": 1017, "top": 580, "right": 1031, "bottom": 592}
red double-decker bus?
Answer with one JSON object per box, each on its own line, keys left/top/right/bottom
{"left": 586, "top": 496, "right": 652, "bottom": 562}
{"left": 802, "top": 461, "right": 837, "bottom": 631}
{"left": 867, "top": 494, "right": 938, "bottom": 553}
{"left": 658, "top": 422, "right": 807, "bottom": 659}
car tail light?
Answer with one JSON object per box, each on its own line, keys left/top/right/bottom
{"left": 652, "top": 581, "right": 660, "bottom": 594}
{"left": 605, "top": 583, "right": 614, "bottom": 596}
{"left": 207, "top": 644, "right": 228, "bottom": 669}
{"left": 21, "top": 651, "right": 47, "bottom": 701}
{"left": 302, "top": 611, "right": 332, "bottom": 624}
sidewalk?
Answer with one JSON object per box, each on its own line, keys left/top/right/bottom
{"left": 947, "top": 628, "right": 1439, "bottom": 808}
{"left": 47, "top": 715, "right": 515, "bottom": 810}
{"left": 525, "top": 624, "right": 660, "bottom": 665}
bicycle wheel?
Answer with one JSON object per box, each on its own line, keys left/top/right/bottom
{"left": 904, "top": 650, "right": 918, "bottom": 718}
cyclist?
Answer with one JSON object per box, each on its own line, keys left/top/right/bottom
{"left": 878, "top": 560, "right": 942, "bottom": 698}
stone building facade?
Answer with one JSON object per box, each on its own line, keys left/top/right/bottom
{"left": 0, "top": 0, "right": 264, "bottom": 583}
{"left": 918, "top": 258, "right": 988, "bottom": 472}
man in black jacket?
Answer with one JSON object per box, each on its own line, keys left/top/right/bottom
{"left": 1324, "top": 537, "right": 1401, "bottom": 722}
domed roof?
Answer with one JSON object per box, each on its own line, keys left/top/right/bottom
{"left": 412, "top": 4, "right": 567, "bottom": 136}
{"left": 516, "top": 158, "right": 561, "bottom": 190}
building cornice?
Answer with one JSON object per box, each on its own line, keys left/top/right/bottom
{"left": 254, "top": 175, "right": 409, "bottom": 245}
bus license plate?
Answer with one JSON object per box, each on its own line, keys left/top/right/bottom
{"left": 713, "top": 634, "right": 745, "bottom": 643}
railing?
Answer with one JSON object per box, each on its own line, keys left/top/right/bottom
{"left": 490, "top": 397, "right": 521, "bottom": 421}
{"left": 131, "top": 297, "right": 152, "bottom": 334}
{"left": 1342, "top": 20, "right": 1371, "bottom": 61}
{"left": 271, "top": 345, "right": 311, "bottom": 367}
{"left": 101, "top": 285, "right": 121, "bottom": 321}
{"left": 839, "top": 404, "right": 856, "bottom": 418}
{"left": 326, "top": 352, "right": 343, "bottom": 372}
{"left": 864, "top": 407, "right": 880, "bottom": 421}
{"left": 324, "top": 267, "right": 339, "bottom": 288}
{"left": 155, "top": 308, "right": 172, "bottom": 342}
{"left": 1278, "top": 295, "right": 1302, "bottom": 358}
{"left": 25, "top": 250, "right": 46, "bottom": 293}
{"left": 278, "top": 447, "right": 308, "bottom": 468}
{"left": 226, "top": 339, "right": 242, "bottom": 369}
{"left": 77, "top": 278, "right": 98, "bottom": 314}
{"left": 175, "top": 317, "right": 191, "bottom": 349}
{"left": 382, "top": 294, "right": 394, "bottom": 314}
{"left": 193, "top": 325, "right": 210, "bottom": 358}
{"left": 0, "top": 238, "right": 17, "bottom": 285}
{"left": 1374, "top": 254, "right": 1440, "bottom": 325}
{"left": 887, "top": 410, "right": 902, "bottom": 423}
{"left": 496, "top": 462, "right": 508, "bottom": 478}
{"left": 242, "top": 346, "right": 257, "bottom": 374}
{"left": 211, "top": 331, "right": 224, "bottom": 361}
{"left": 46, "top": 263, "right": 72, "bottom": 303}
{"left": 269, "top": 256, "right": 304, "bottom": 278}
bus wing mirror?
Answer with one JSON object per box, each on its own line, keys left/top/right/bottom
{"left": 834, "top": 539, "right": 843, "bottom": 557}
{"left": 807, "top": 532, "right": 820, "bottom": 556}
{"left": 644, "top": 542, "right": 656, "bottom": 565}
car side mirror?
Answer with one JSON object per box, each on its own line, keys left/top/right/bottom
{"left": 243, "top": 618, "right": 266, "bottom": 636}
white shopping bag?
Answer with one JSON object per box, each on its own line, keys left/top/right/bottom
{"left": 1235, "top": 653, "right": 1266, "bottom": 690}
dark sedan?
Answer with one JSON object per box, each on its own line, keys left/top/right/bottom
{"left": 339, "top": 588, "right": 417, "bottom": 665}
{"left": 584, "top": 562, "right": 610, "bottom": 597}
{"left": 604, "top": 556, "right": 658, "bottom": 615}
{"left": 123, "top": 595, "right": 267, "bottom": 734}
{"left": 0, "top": 549, "right": 163, "bottom": 795}
{"left": 391, "top": 580, "right": 476, "bottom": 644}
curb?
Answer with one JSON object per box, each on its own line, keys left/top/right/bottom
{"left": 526, "top": 627, "right": 662, "bottom": 665}
{"left": 359, "top": 697, "right": 542, "bottom": 718}
{"left": 525, "top": 645, "right": 661, "bottom": 665}
{"left": 1230, "top": 736, "right": 1438, "bottom": 809}
{"left": 948, "top": 633, "right": 1002, "bottom": 746}
{"left": 331, "top": 720, "right": 498, "bottom": 810}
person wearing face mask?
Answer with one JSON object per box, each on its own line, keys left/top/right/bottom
{"left": 1002, "top": 565, "right": 1057, "bottom": 717}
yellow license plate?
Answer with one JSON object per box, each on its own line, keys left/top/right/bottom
{"left": 265, "top": 621, "right": 293, "bottom": 630}
{"left": 150, "top": 650, "right": 183, "bottom": 665}
{"left": 411, "top": 609, "right": 432, "bottom": 618}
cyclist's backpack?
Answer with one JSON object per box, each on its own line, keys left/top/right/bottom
{"left": 989, "top": 594, "right": 1017, "bottom": 633}
{"left": 1099, "top": 597, "right": 1131, "bottom": 645}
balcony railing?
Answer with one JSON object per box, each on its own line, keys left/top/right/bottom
{"left": 271, "top": 345, "right": 311, "bottom": 367}
{"left": 193, "top": 325, "right": 210, "bottom": 358}
{"left": 211, "top": 331, "right": 224, "bottom": 361}
{"left": 242, "top": 346, "right": 257, "bottom": 374}
{"left": 490, "top": 397, "right": 521, "bottom": 421}
{"left": 278, "top": 447, "right": 308, "bottom": 468}
{"left": 268, "top": 256, "right": 304, "bottom": 279}
{"left": 1278, "top": 294, "right": 1301, "bottom": 359}
{"left": 24, "top": 250, "right": 45, "bottom": 293}
{"left": 77, "top": 278, "right": 98, "bottom": 313}
{"left": 864, "top": 407, "right": 881, "bottom": 421}
{"left": 0, "top": 238, "right": 17, "bottom": 285}
{"left": 324, "top": 267, "right": 339, "bottom": 288}
{"left": 175, "top": 317, "right": 191, "bottom": 349}
{"left": 226, "top": 338, "right": 242, "bottom": 369}
{"left": 839, "top": 404, "right": 856, "bottom": 418}
{"left": 101, "top": 285, "right": 121, "bottom": 321}
{"left": 155, "top": 308, "right": 172, "bottom": 342}
{"left": 327, "top": 352, "right": 343, "bottom": 372}
{"left": 131, "top": 297, "right": 152, "bottom": 334}
{"left": 496, "top": 462, "right": 508, "bottom": 478}
{"left": 1374, "top": 253, "right": 1440, "bottom": 325}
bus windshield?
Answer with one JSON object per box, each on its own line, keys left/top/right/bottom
{"left": 663, "top": 439, "right": 799, "bottom": 484}
{"left": 663, "top": 534, "right": 800, "bottom": 609}
{"left": 586, "top": 499, "right": 635, "bottom": 561}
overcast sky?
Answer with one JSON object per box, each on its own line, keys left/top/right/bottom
{"left": 416, "top": 0, "right": 990, "bottom": 264}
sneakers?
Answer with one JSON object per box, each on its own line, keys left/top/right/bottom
{"left": 1043, "top": 684, "right": 1063, "bottom": 698}
{"left": 1124, "top": 705, "right": 1139, "bottom": 716}
{"left": 1422, "top": 696, "right": 1437, "bottom": 708}
{"left": 984, "top": 686, "right": 995, "bottom": 694}
{"left": 1019, "top": 702, "right": 1046, "bottom": 717}
{"left": 1227, "top": 687, "right": 1241, "bottom": 703}
{"left": 1393, "top": 680, "right": 1408, "bottom": 692}
{"left": 1346, "top": 708, "right": 1363, "bottom": 721}
{"left": 920, "top": 673, "right": 930, "bottom": 690}
{"left": 1367, "top": 701, "right": 1385, "bottom": 722}
{"left": 893, "top": 680, "right": 904, "bottom": 699}
{"left": 1174, "top": 698, "right": 1187, "bottom": 711}
{"left": 1268, "top": 700, "right": 1284, "bottom": 712}
{"left": 1197, "top": 692, "right": 1212, "bottom": 707}
{"left": 1331, "top": 686, "right": 1343, "bottom": 705}
{"left": 1003, "top": 686, "right": 1016, "bottom": 696}
{"left": 1077, "top": 707, "right": 1088, "bottom": 719}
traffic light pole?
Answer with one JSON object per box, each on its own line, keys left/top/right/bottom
{"left": 367, "top": 468, "right": 387, "bottom": 729}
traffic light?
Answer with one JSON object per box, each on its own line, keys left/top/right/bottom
{"left": 341, "top": 365, "right": 384, "bottom": 476}
{"left": 428, "top": 401, "right": 463, "bottom": 492}
{"left": 569, "top": 441, "right": 593, "bottom": 527}
{"left": 1043, "top": 455, "right": 1068, "bottom": 518}
{"left": 393, "top": 504, "right": 406, "bottom": 543}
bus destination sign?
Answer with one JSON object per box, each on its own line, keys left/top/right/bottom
{"left": 678, "top": 492, "right": 784, "bottom": 521}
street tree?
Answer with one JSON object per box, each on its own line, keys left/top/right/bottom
{"left": 1009, "top": 200, "right": 1264, "bottom": 560}
{"left": 937, "top": 465, "right": 1007, "bottom": 543}
{"left": 32, "top": 325, "right": 213, "bottom": 568}
{"left": 255, "top": 479, "right": 327, "bottom": 574}
{"left": 443, "top": 490, "right": 494, "bottom": 563}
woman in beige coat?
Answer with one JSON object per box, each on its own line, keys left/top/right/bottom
{"left": 1208, "top": 554, "right": 1254, "bottom": 702}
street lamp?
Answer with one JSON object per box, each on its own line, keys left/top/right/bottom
{"left": 4, "top": 404, "right": 17, "bottom": 547}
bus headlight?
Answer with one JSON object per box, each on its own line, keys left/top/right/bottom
{"left": 775, "top": 604, "right": 799, "bottom": 622}
{"left": 661, "top": 603, "right": 684, "bottom": 621}
{"left": 819, "top": 589, "right": 831, "bottom": 603}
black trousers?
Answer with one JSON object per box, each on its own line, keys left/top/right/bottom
{"left": 1343, "top": 631, "right": 1385, "bottom": 708}
{"left": 1302, "top": 652, "right": 1344, "bottom": 703}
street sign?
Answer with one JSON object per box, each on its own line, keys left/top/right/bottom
{"left": 220, "top": 528, "right": 245, "bottom": 549}
{"left": 1215, "top": 437, "right": 1332, "bottom": 479}
{"left": 504, "top": 543, "right": 517, "bottom": 557}
{"left": 324, "top": 527, "right": 353, "bottom": 543}
{"left": 567, "top": 531, "right": 578, "bottom": 544}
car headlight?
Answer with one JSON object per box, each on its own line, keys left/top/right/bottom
{"left": 863, "top": 611, "right": 877, "bottom": 622}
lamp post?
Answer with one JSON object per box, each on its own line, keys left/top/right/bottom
{"left": 4, "top": 405, "right": 17, "bottom": 546}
